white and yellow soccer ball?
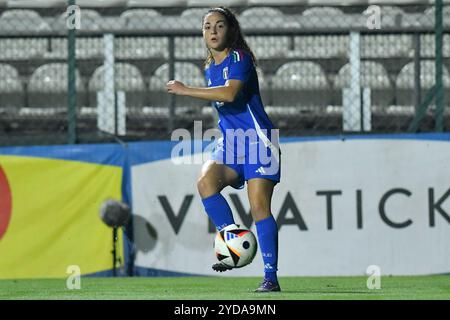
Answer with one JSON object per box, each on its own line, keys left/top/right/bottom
{"left": 214, "top": 224, "right": 257, "bottom": 268}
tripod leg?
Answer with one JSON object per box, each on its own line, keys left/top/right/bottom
{"left": 113, "top": 227, "right": 117, "bottom": 277}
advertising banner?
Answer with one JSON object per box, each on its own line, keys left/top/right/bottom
{"left": 131, "top": 135, "right": 450, "bottom": 276}
{"left": 0, "top": 144, "right": 124, "bottom": 279}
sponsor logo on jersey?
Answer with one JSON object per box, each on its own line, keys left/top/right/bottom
{"left": 255, "top": 166, "right": 267, "bottom": 175}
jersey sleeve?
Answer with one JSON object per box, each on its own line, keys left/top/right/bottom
{"left": 227, "top": 50, "right": 253, "bottom": 84}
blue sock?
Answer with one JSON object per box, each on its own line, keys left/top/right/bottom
{"left": 201, "top": 193, "right": 235, "bottom": 231}
{"left": 255, "top": 215, "right": 279, "bottom": 283}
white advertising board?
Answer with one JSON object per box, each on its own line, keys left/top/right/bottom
{"left": 132, "top": 137, "right": 450, "bottom": 276}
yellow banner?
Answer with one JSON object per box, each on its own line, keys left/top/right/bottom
{"left": 0, "top": 155, "right": 123, "bottom": 279}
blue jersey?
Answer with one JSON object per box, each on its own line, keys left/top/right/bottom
{"left": 205, "top": 49, "right": 281, "bottom": 187}
{"left": 204, "top": 50, "right": 277, "bottom": 148}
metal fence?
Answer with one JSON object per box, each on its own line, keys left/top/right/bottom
{"left": 0, "top": 1, "right": 448, "bottom": 146}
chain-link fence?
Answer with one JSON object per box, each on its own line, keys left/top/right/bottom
{"left": 0, "top": 1, "right": 448, "bottom": 146}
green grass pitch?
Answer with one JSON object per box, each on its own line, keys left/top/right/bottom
{"left": 0, "top": 276, "right": 449, "bottom": 300}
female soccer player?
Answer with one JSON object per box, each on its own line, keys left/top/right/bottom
{"left": 166, "top": 7, "right": 281, "bottom": 293}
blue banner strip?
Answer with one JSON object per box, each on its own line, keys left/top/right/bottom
{"left": 0, "top": 143, "right": 125, "bottom": 167}
{"left": 2, "top": 133, "right": 449, "bottom": 166}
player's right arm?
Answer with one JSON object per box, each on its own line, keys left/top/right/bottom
{"left": 166, "top": 79, "right": 244, "bottom": 103}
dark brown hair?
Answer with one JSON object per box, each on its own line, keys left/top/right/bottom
{"left": 202, "top": 7, "right": 257, "bottom": 68}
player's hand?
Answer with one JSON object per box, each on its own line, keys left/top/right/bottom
{"left": 166, "top": 80, "right": 188, "bottom": 96}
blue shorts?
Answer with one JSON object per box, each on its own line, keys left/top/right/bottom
{"left": 211, "top": 137, "right": 281, "bottom": 190}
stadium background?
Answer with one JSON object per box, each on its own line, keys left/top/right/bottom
{"left": 0, "top": 0, "right": 449, "bottom": 283}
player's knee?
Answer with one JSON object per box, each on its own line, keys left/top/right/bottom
{"left": 197, "top": 176, "right": 219, "bottom": 198}
{"left": 196, "top": 176, "right": 206, "bottom": 195}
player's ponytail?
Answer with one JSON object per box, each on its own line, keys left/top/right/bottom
{"left": 202, "top": 7, "right": 257, "bottom": 69}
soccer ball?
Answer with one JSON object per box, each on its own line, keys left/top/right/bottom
{"left": 214, "top": 224, "right": 257, "bottom": 268}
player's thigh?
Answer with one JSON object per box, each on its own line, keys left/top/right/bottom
{"left": 197, "top": 160, "right": 240, "bottom": 197}
{"left": 247, "top": 178, "right": 276, "bottom": 222}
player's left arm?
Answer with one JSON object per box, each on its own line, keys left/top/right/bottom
{"left": 166, "top": 79, "right": 243, "bottom": 103}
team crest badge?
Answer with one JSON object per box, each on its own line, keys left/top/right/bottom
{"left": 223, "top": 67, "right": 228, "bottom": 80}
